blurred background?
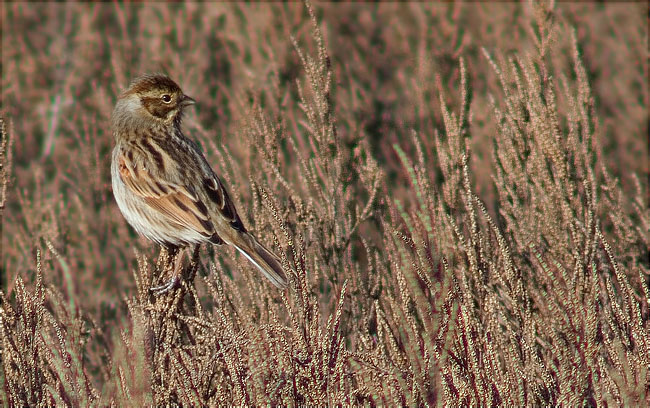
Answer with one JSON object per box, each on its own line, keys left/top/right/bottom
{"left": 3, "top": 2, "right": 646, "bottom": 300}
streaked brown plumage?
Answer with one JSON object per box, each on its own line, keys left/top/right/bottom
{"left": 111, "top": 73, "right": 287, "bottom": 292}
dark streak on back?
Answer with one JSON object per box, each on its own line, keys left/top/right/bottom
{"left": 141, "top": 138, "right": 165, "bottom": 172}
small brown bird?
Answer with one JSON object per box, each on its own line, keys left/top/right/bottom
{"left": 111, "top": 73, "right": 287, "bottom": 293}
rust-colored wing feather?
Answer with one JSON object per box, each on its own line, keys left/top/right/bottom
{"left": 117, "top": 151, "right": 215, "bottom": 238}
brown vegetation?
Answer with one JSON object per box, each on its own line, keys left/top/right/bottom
{"left": 1, "top": 1, "right": 648, "bottom": 406}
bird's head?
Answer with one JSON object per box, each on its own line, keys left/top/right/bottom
{"left": 114, "top": 73, "right": 195, "bottom": 127}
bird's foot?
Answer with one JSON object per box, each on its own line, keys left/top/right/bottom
{"left": 151, "top": 245, "right": 182, "bottom": 295}
{"left": 150, "top": 275, "right": 180, "bottom": 295}
{"left": 150, "top": 244, "right": 200, "bottom": 295}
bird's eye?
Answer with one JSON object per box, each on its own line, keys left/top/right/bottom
{"left": 161, "top": 94, "right": 172, "bottom": 103}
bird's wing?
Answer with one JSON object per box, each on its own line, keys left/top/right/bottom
{"left": 201, "top": 176, "right": 246, "bottom": 232}
{"left": 116, "top": 147, "right": 215, "bottom": 239}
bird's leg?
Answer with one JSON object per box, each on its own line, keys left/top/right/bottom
{"left": 150, "top": 244, "right": 201, "bottom": 295}
{"left": 183, "top": 244, "right": 201, "bottom": 283}
{"left": 150, "top": 244, "right": 182, "bottom": 295}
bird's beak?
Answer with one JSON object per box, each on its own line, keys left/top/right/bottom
{"left": 181, "top": 94, "right": 195, "bottom": 106}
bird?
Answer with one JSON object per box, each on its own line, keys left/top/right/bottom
{"left": 110, "top": 73, "right": 287, "bottom": 293}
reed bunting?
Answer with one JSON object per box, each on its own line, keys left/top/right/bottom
{"left": 111, "top": 73, "right": 287, "bottom": 293}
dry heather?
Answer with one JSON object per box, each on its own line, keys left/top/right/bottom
{"left": 1, "top": 1, "right": 648, "bottom": 406}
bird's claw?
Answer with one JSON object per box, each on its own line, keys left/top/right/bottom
{"left": 150, "top": 275, "right": 180, "bottom": 295}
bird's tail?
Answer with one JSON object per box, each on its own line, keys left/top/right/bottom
{"left": 233, "top": 233, "right": 288, "bottom": 289}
